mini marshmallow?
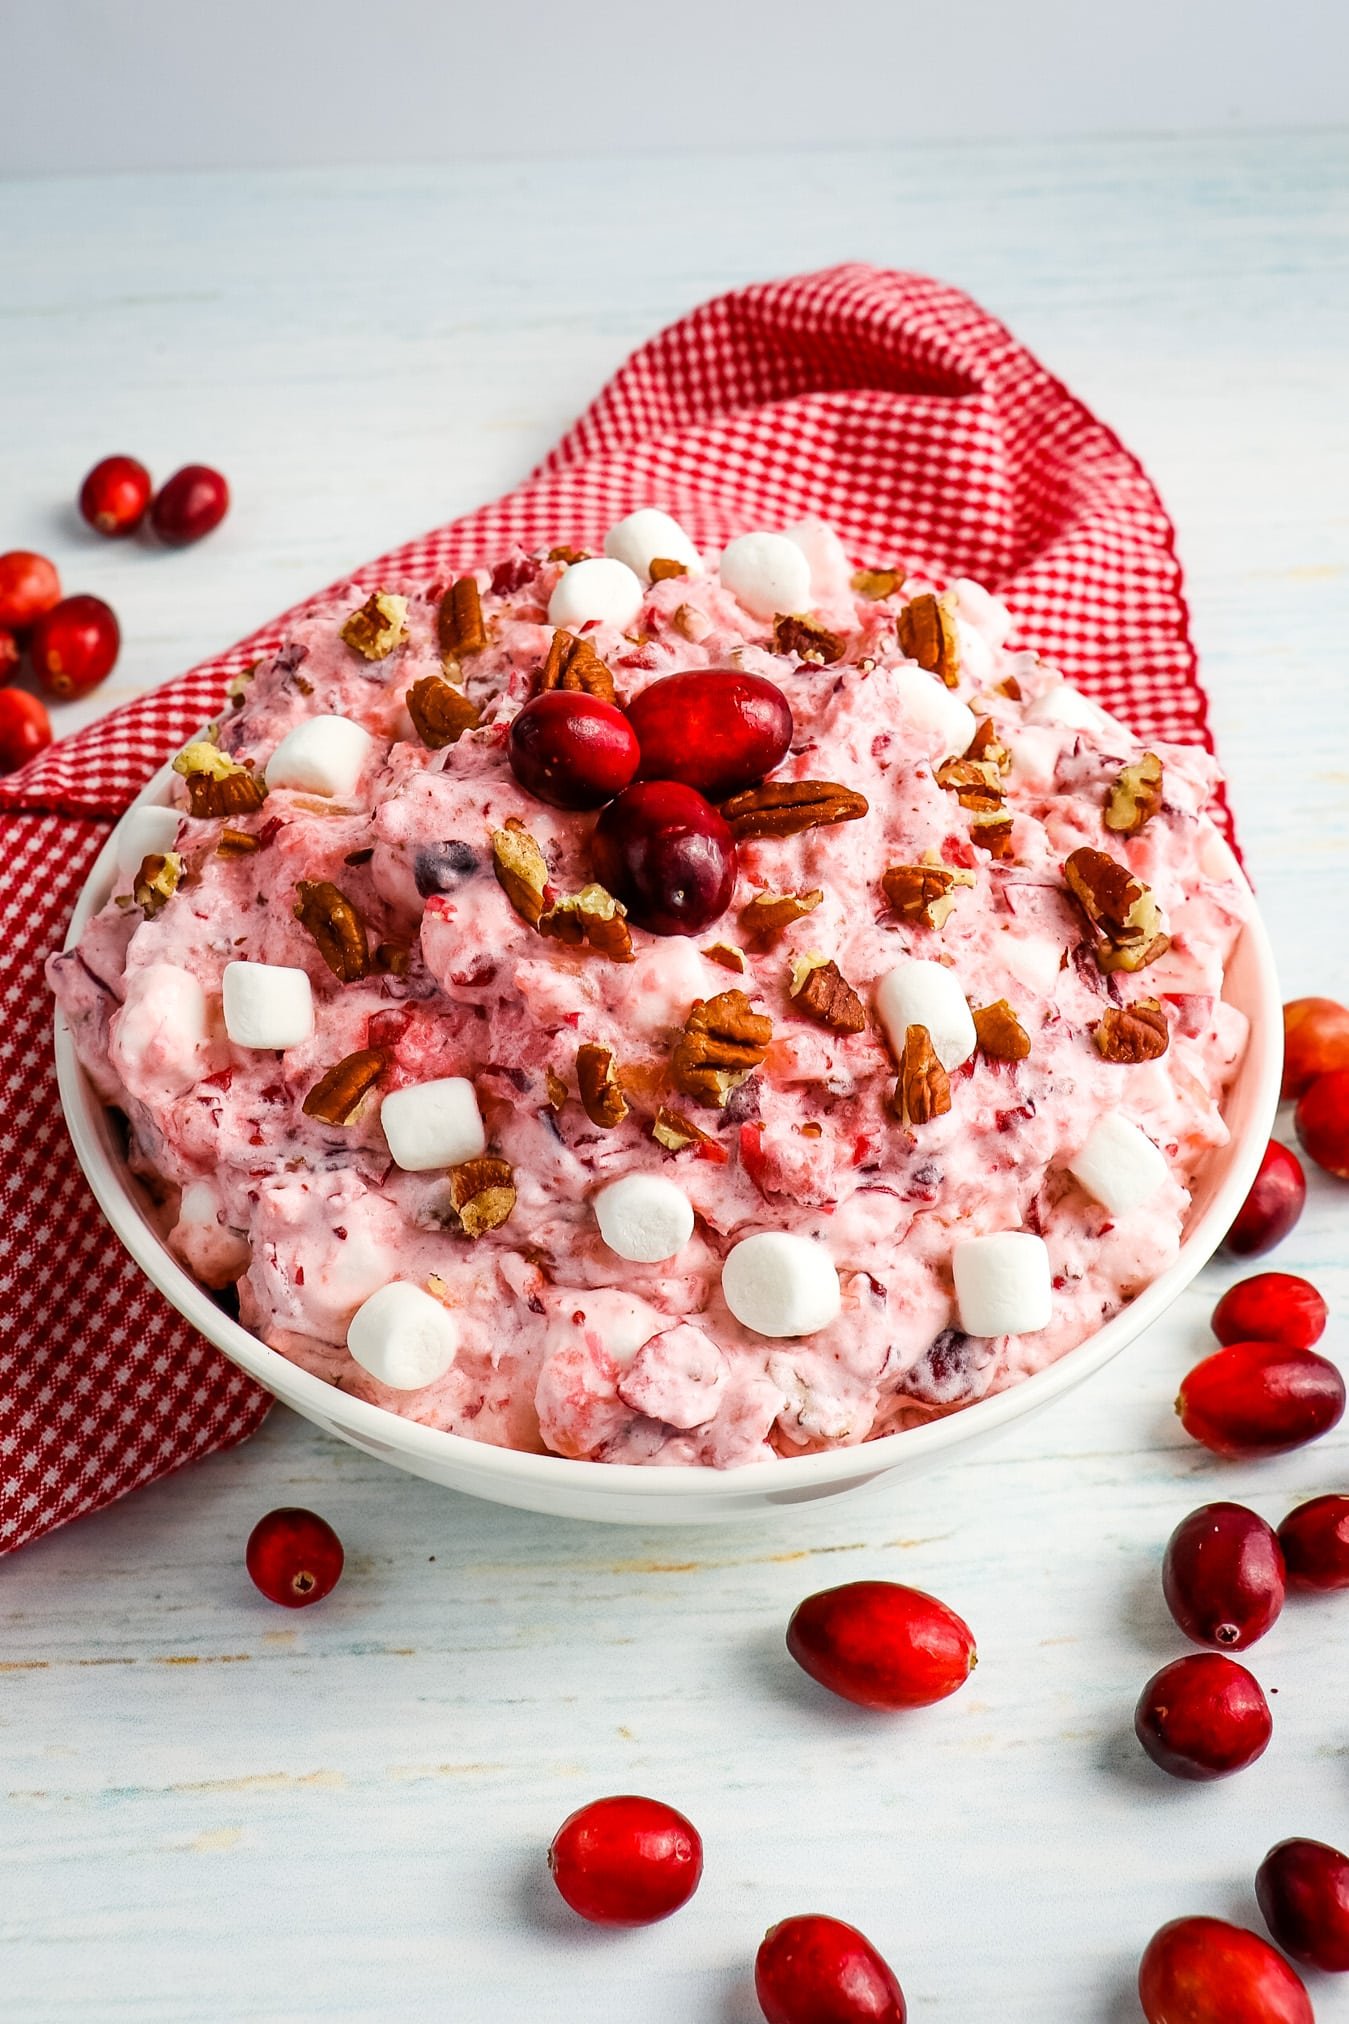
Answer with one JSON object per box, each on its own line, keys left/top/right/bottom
{"left": 594, "top": 1173, "right": 695, "bottom": 1264}
{"left": 347, "top": 1281, "right": 459, "bottom": 1390}
{"left": 222, "top": 961, "right": 314, "bottom": 1051}
{"left": 875, "top": 959, "right": 977, "bottom": 1071}
{"left": 1024, "top": 681, "right": 1127, "bottom": 740}
{"left": 950, "top": 577, "right": 1013, "bottom": 648}
{"left": 603, "top": 508, "right": 701, "bottom": 582}
{"left": 722, "top": 1231, "right": 841, "bottom": 1339}
{"left": 783, "top": 517, "right": 852, "bottom": 601}
{"left": 380, "top": 1076, "right": 486, "bottom": 1172}
{"left": 1068, "top": 1113, "right": 1170, "bottom": 1216}
{"left": 112, "top": 962, "right": 210, "bottom": 1096}
{"left": 179, "top": 1179, "right": 224, "bottom": 1227}
{"left": 717, "top": 532, "right": 812, "bottom": 621}
{"left": 266, "top": 714, "right": 374, "bottom": 799}
{"left": 547, "top": 556, "right": 644, "bottom": 632}
{"left": 890, "top": 665, "right": 978, "bottom": 758}
{"left": 114, "top": 803, "right": 181, "bottom": 884}
{"left": 953, "top": 1232, "right": 1052, "bottom": 1337}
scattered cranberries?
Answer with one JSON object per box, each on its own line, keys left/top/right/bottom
{"left": 627, "top": 668, "right": 793, "bottom": 801}
{"left": 1162, "top": 1502, "right": 1285, "bottom": 1651}
{"left": 1278, "top": 1493, "right": 1349, "bottom": 1591}
{"left": 245, "top": 1507, "right": 344, "bottom": 1608}
{"left": 755, "top": 1914, "right": 906, "bottom": 2024}
{"left": 1177, "top": 1339, "right": 1346, "bottom": 1458}
{"left": 1282, "top": 995, "right": 1349, "bottom": 1100}
{"left": 786, "top": 1580, "right": 976, "bottom": 1710}
{"left": 1296, "top": 1066, "right": 1349, "bottom": 1180}
{"left": 1257, "top": 1837, "right": 1349, "bottom": 1972}
{"left": 1212, "top": 1272, "right": 1328, "bottom": 1350}
{"left": 591, "top": 778, "right": 737, "bottom": 936}
{"left": 1139, "top": 1915, "right": 1312, "bottom": 2024}
{"left": 79, "top": 454, "right": 153, "bottom": 537}
{"left": 1223, "top": 1139, "right": 1307, "bottom": 1257}
{"left": 150, "top": 462, "right": 230, "bottom": 546}
{"left": 28, "top": 593, "right": 121, "bottom": 700}
{"left": 507, "top": 690, "right": 639, "bottom": 810}
{"left": 1134, "top": 1652, "right": 1272, "bottom": 1780}
{"left": 547, "top": 1794, "right": 702, "bottom": 1926}
{"left": 0, "top": 550, "right": 61, "bottom": 633}
{"left": 0, "top": 688, "right": 53, "bottom": 774}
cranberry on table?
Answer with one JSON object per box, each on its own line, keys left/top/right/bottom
{"left": 0, "top": 688, "right": 53, "bottom": 774}
{"left": 1212, "top": 1272, "right": 1328, "bottom": 1350}
{"left": 547, "top": 1794, "right": 702, "bottom": 1926}
{"left": 627, "top": 668, "right": 793, "bottom": 800}
{"left": 1278, "top": 1493, "right": 1349, "bottom": 1591}
{"left": 245, "top": 1507, "right": 344, "bottom": 1608}
{"left": 29, "top": 593, "right": 120, "bottom": 699}
{"left": 591, "top": 778, "right": 737, "bottom": 936}
{"left": 1223, "top": 1139, "right": 1306, "bottom": 1257}
{"left": 1139, "top": 1916, "right": 1312, "bottom": 2024}
{"left": 786, "top": 1580, "right": 976, "bottom": 1710}
{"left": 755, "top": 1914, "right": 906, "bottom": 2024}
{"left": 150, "top": 462, "right": 230, "bottom": 545}
{"left": 1162, "top": 1503, "right": 1285, "bottom": 1651}
{"left": 1296, "top": 1066, "right": 1349, "bottom": 1179}
{"left": 1177, "top": 1340, "right": 1346, "bottom": 1458}
{"left": 1134, "top": 1652, "right": 1272, "bottom": 1780}
{"left": 0, "top": 549, "right": 61, "bottom": 633}
{"left": 1257, "top": 1837, "right": 1349, "bottom": 1973}
{"left": 1282, "top": 995, "right": 1349, "bottom": 1100}
{"left": 507, "top": 690, "right": 639, "bottom": 810}
{"left": 79, "top": 454, "right": 153, "bottom": 536}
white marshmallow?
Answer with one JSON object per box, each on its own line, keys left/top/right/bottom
{"left": 1024, "top": 681, "right": 1127, "bottom": 740}
{"left": 111, "top": 962, "right": 210, "bottom": 1097}
{"left": 721, "top": 1231, "right": 841, "bottom": 1339}
{"left": 594, "top": 1174, "right": 695, "bottom": 1264}
{"left": 347, "top": 1281, "right": 459, "bottom": 1390}
{"left": 603, "top": 508, "right": 701, "bottom": 582}
{"left": 266, "top": 714, "right": 374, "bottom": 799}
{"left": 222, "top": 961, "right": 314, "bottom": 1051}
{"left": 179, "top": 1179, "right": 224, "bottom": 1227}
{"left": 547, "top": 556, "right": 644, "bottom": 632}
{"left": 783, "top": 518, "right": 852, "bottom": 601}
{"left": 953, "top": 1232, "right": 1052, "bottom": 1337}
{"left": 950, "top": 577, "right": 1013, "bottom": 648}
{"left": 171, "top": 1180, "right": 250, "bottom": 1287}
{"left": 114, "top": 803, "right": 181, "bottom": 885}
{"left": 875, "top": 959, "right": 977, "bottom": 1072}
{"left": 717, "top": 532, "right": 813, "bottom": 621}
{"left": 380, "top": 1076, "right": 485, "bottom": 1172}
{"left": 890, "top": 666, "right": 978, "bottom": 758}
{"left": 1068, "top": 1113, "right": 1170, "bottom": 1216}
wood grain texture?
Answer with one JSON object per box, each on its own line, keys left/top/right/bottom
{"left": 2, "top": 132, "right": 1348, "bottom": 2021}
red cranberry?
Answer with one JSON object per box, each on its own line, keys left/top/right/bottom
{"left": 245, "top": 1507, "right": 344, "bottom": 1607}
{"left": 79, "top": 454, "right": 153, "bottom": 536}
{"left": 755, "top": 1914, "right": 906, "bottom": 2024}
{"left": 0, "top": 627, "right": 19, "bottom": 679}
{"left": 1162, "top": 1502, "right": 1285, "bottom": 1650}
{"left": 1212, "top": 1273, "right": 1328, "bottom": 1350}
{"left": 786, "top": 1580, "right": 976, "bottom": 1710}
{"left": 1283, "top": 995, "right": 1349, "bottom": 1100}
{"left": 29, "top": 594, "right": 120, "bottom": 699}
{"left": 1134, "top": 1653, "right": 1272, "bottom": 1780}
{"left": 1223, "top": 1139, "right": 1306, "bottom": 1256}
{"left": 1257, "top": 1837, "right": 1349, "bottom": 1972}
{"left": 591, "top": 779, "right": 737, "bottom": 936}
{"left": 1296, "top": 1067, "right": 1349, "bottom": 1180}
{"left": 507, "top": 691, "right": 639, "bottom": 810}
{"left": 151, "top": 463, "right": 230, "bottom": 545}
{"left": 1177, "top": 1340, "right": 1345, "bottom": 1458}
{"left": 627, "top": 668, "right": 793, "bottom": 800}
{"left": 0, "top": 550, "right": 61, "bottom": 633}
{"left": 0, "top": 688, "right": 53, "bottom": 773}
{"left": 1278, "top": 1494, "right": 1349, "bottom": 1591}
{"left": 547, "top": 1794, "right": 702, "bottom": 1926}
{"left": 1139, "top": 1916, "right": 1312, "bottom": 2024}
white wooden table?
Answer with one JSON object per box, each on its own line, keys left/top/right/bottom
{"left": 3, "top": 133, "right": 1348, "bottom": 2022}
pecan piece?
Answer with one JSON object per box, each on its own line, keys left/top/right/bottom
{"left": 548, "top": 545, "right": 589, "bottom": 566}
{"left": 1064, "top": 846, "right": 1169, "bottom": 973}
{"left": 969, "top": 810, "right": 1015, "bottom": 859}
{"left": 703, "top": 941, "right": 746, "bottom": 972}
{"left": 648, "top": 557, "right": 688, "bottom": 583}
{"left": 538, "top": 883, "right": 635, "bottom": 963}
{"left": 577, "top": 1043, "right": 629, "bottom": 1128}
{"left": 935, "top": 757, "right": 1004, "bottom": 813}
{"left": 720, "top": 780, "right": 868, "bottom": 841}
{"left": 302, "top": 1047, "right": 388, "bottom": 1125}
{"left": 406, "top": 674, "right": 481, "bottom": 750}
{"left": 851, "top": 567, "right": 905, "bottom": 599}
{"left": 1094, "top": 998, "right": 1170, "bottom": 1063}
{"left": 449, "top": 1156, "right": 516, "bottom": 1238}
{"left": 973, "top": 999, "right": 1031, "bottom": 1061}
{"left": 651, "top": 1105, "right": 715, "bottom": 1152}
{"left": 173, "top": 740, "right": 268, "bottom": 820}
{"left": 789, "top": 954, "right": 867, "bottom": 1035}
{"left": 894, "top": 1024, "right": 952, "bottom": 1125}
{"left": 881, "top": 861, "right": 973, "bottom": 930}
{"left": 537, "top": 628, "right": 616, "bottom": 704}
{"left": 134, "top": 851, "right": 183, "bottom": 916}
{"left": 739, "top": 887, "right": 824, "bottom": 945}
{"left": 965, "top": 717, "right": 1012, "bottom": 774}
{"left": 670, "top": 989, "right": 773, "bottom": 1107}
{"left": 217, "top": 827, "right": 260, "bottom": 857}
{"left": 374, "top": 940, "right": 410, "bottom": 975}
{"left": 340, "top": 590, "right": 408, "bottom": 661}
{"left": 294, "top": 879, "right": 370, "bottom": 981}
{"left": 546, "top": 1068, "right": 568, "bottom": 1110}
{"left": 437, "top": 576, "right": 486, "bottom": 661}
{"left": 491, "top": 819, "right": 550, "bottom": 927}
{"left": 773, "top": 614, "right": 847, "bottom": 664}
{"left": 1104, "top": 752, "right": 1164, "bottom": 837}
{"left": 896, "top": 592, "right": 960, "bottom": 687}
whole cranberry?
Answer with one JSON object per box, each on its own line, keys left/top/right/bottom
{"left": 786, "top": 1580, "right": 976, "bottom": 1710}
{"left": 79, "top": 454, "right": 153, "bottom": 536}
{"left": 547, "top": 1794, "right": 702, "bottom": 1926}
{"left": 1283, "top": 995, "right": 1349, "bottom": 1100}
{"left": 1177, "top": 1340, "right": 1345, "bottom": 1458}
{"left": 1139, "top": 1915, "right": 1312, "bottom": 2024}
{"left": 591, "top": 779, "right": 737, "bottom": 936}
{"left": 0, "top": 550, "right": 61, "bottom": 633}
{"left": 0, "top": 688, "right": 53, "bottom": 773}
{"left": 1257, "top": 1837, "right": 1349, "bottom": 1972}
{"left": 1278, "top": 1494, "right": 1349, "bottom": 1591}
{"left": 245, "top": 1507, "right": 344, "bottom": 1607}
{"left": 0, "top": 627, "right": 19, "bottom": 679}
{"left": 1212, "top": 1273, "right": 1328, "bottom": 1351}
{"left": 755, "top": 1914, "right": 906, "bottom": 2024}
{"left": 151, "top": 463, "right": 230, "bottom": 545}
{"left": 1135, "top": 1652, "right": 1272, "bottom": 1780}
{"left": 1162, "top": 1503, "right": 1285, "bottom": 1650}
{"left": 1296, "top": 1067, "right": 1349, "bottom": 1180}
{"left": 1223, "top": 1139, "right": 1306, "bottom": 1256}
{"left": 507, "top": 690, "right": 639, "bottom": 810}
{"left": 627, "top": 668, "right": 793, "bottom": 800}
{"left": 29, "top": 594, "right": 120, "bottom": 699}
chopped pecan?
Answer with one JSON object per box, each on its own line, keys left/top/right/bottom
{"left": 648, "top": 557, "right": 688, "bottom": 583}
{"left": 406, "top": 674, "right": 481, "bottom": 750}
{"left": 294, "top": 879, "right": 370, "bottom": 981}
{"left": 538, "top": 883, "right": 635, "bottom": 963}
{"left": 970, "top": 810, "right": 1015, "bottom": 858}
{"left": 133, "top": 851, "right": 183, "bottom": 916}
{"left": 1064, "top": 846, "right": 1169, "bottom": 973}
{"left": 772, "top": 614, "right": 847, "bottom": 664}
{"left": 720, "top": 780, "right": 868, "bottom": 841}
{"left": 651, "top": 1105, "right": 715, "bottom": 1152}
{"left": 973, "top": 999, "right": 1031, "bottom": 1061}
{"left": 548, "top": 545, "right": 589, "bottom": 565}
{"left": 672, "top": 603, "right": 710, "bottom": 642}
{"left": 340, "top": 590, "right": 408, "bottom": 661}
{"left": 537, "top": 628, "right": 616, "bottom": 704}
{"left": 576, "top": 1043, "right": 628, "bottom": 1128}
{"left": 671, "top": 989, "right": 773, "bottom": 1107}
{"left": 998, "top": 674, "right": 1023, "bottom": 701}
{"left": 374, "top": 940, "right": 410, "bottom": 975}
{"left": 1094, "top": 998, "right": 1170, "bottom": 1063}
{"left": 965, "top": 717, "right": 1012, "bottom": 774}
{"left": 437, "top": 576, "right": 486, "bottom": 661}
{"left": 1104, "top": 752, "right": 1164, "bottom": 837}
{"left": 881, "top": 860, "right": 973, "bottom": 930}
{"left": 739, "top": 887, "right": 824, "bottom": 945}
{"left": 703, "top": 941, "right": 746, "bottom": 972}
{"left": 302, "top": 1047, "right": 388, "bottom": 1125}
{"left": 896, "top": 591, "right": 960, "bottom": 687}
{"left": 546, "top": 1068, "right": 569, "bottom": 1110}
{"left": 491, "top": 819, "right": 550, "bottom": 927}
{"left": 851, "top": 567, "right": 905, "bottom": 599}
{"left": 344, "top": 846, "right": 374, "bottom": 865}
{"left": 225, "top": 665, "right": 255, "bottom": 707}
{"left": 894, "top": 1024, "right": 952, "bottom": 1125}
{"left": 789, "top": 955, "right": 867, "bottom": 1035}
{"left": 217, "top": 827, "right": 260, "bottom": 857}
{"left": 934, "top": 757, "right": 1004, "bottom": 812}
{"left": 173, "top": 740, "right": 268, "bottom": 819}
{"left": 448, "top": 1156, "right": 516, "bottom": 1237}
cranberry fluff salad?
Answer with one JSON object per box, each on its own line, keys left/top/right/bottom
{"left": 50, "top": 513, "right": 1251, "bottom": 1467}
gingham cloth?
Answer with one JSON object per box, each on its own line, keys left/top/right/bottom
{"left": 0, "top": 263, "right": 1225, "bottom": 1553}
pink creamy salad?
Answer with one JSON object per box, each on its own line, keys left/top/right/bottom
{"left": 50, "top": 519, "right": 1251, "bottom": 1467}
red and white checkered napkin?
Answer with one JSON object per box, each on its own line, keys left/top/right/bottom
{"left": 0, "top": 262, "right": 1225, "bottom": 1553}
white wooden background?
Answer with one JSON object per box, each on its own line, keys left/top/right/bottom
{"left": 2, "top": 132, "right": 1348, "bottom": 2022}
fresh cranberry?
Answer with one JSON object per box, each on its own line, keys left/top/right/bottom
{"left": 245, "top": 1507, "right": 344, "bottom": 1607}
{"left": 591, "top": 779, "right": 737, "bottom": 936}
{"left": 1177, "top": 1340, "right": 1345, "bottom": 1457}
{"left": 0, "top": 627, "right": 18, "bottom": 678}
{"left": 29, "top": 594, "right": 120, "bottom": 699}
{"left": 1278, "top": 1494, "right": 1349, "bottom": 1591}
{"left": 755, "top": 1914, "right": 906, "bottom": 2024}
{"left": 1135, "top": 1653, "right": 1272, "bottom": 1780}
{"left": 547, "top": 1794, "right": 702, "bottom": 1926}
{"left": 0, "top": 688, "right": 53, "bottom": 773}
{"left": 1296, "top": 1067, "right": 1349, "bottom": 1179}
{"left": 1257, "top": 1838, "right": 1349, "bottom": 1972}
{"left": 627, "top": 668, "right": 793, "bottom": 800}
{"left": 0, "top": 550, "right": 61, "bottom": 633}
{"left": 79, "top": 454, "right": 153, "bottom": 536}
{"left": 1283, "top": 995, "right": 1349, "bottom": 1100}
{"left": 1223, "top": 1139, "right": 1306, "bottom": 1256}
{"left": 1162, "top": 1503, "right": 1285, "bottom": 1650}
{"left": 1139, "top": 1916, "right": 1312, "bottom": 2024}
{"left": 151, "top": 463, "right": 230, "bottom": 545}
{"left": 1212, "top": 1273, "right": 1328, "bottom": 1350}
{"left": 507, "top": 691, "right": 639, "bottom": 810}
{"left": 786, "top": 1580, "right": 975, "bottom": 1710}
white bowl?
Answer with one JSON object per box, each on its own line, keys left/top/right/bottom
{"left": 55, "top": 770, "right": 1283, "bottom": 1526}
